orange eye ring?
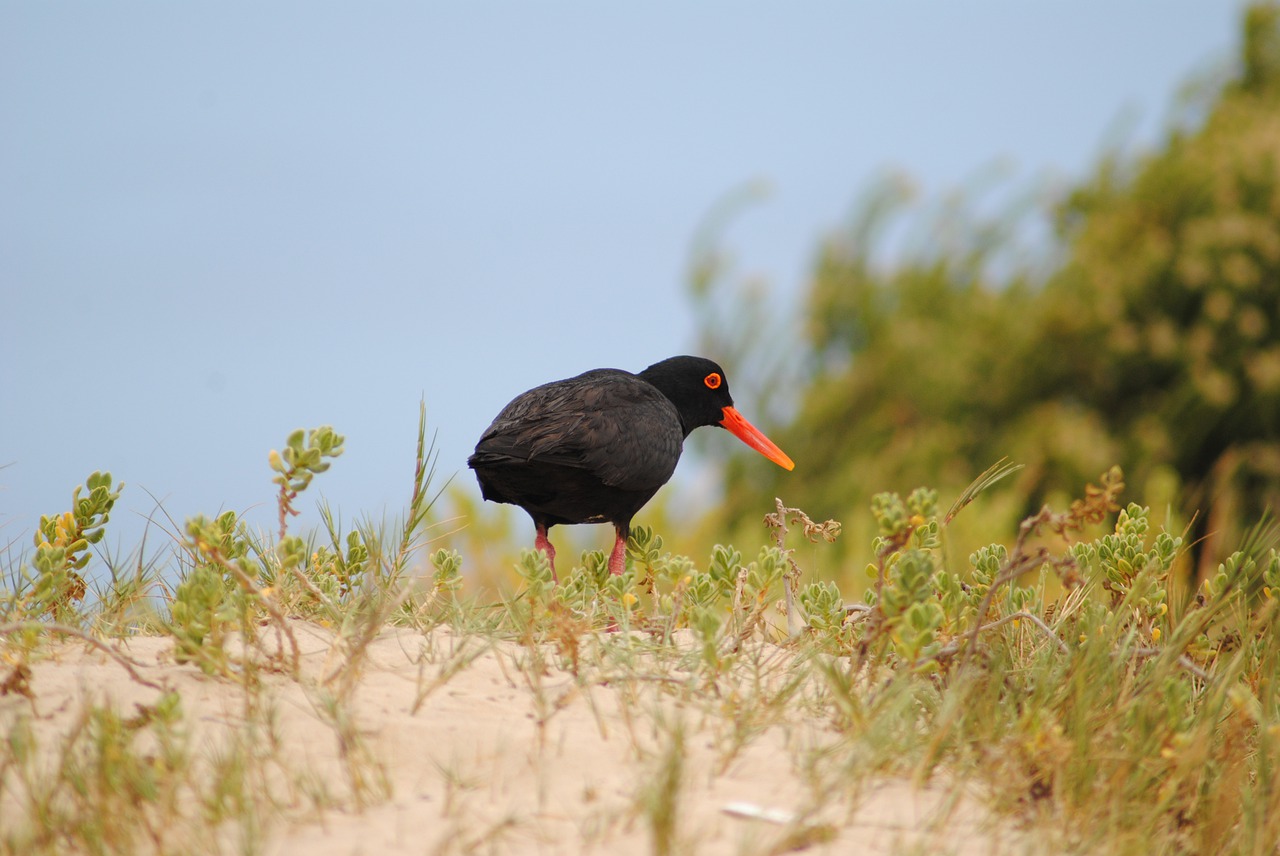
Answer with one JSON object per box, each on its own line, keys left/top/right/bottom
{"left": 704, "top": 372, "right": 722, "bottom": 390}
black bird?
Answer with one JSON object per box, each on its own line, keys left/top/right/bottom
{"left": 468, "top": 355, "right": 794, "bottom": 578}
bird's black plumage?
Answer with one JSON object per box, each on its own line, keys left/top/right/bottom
{"left": 468, "top": 355, "right": 792, "bottom": 576}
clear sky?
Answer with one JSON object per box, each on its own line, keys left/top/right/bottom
{"left": 1, "top": 2, "right": 1247, "bottom": 560}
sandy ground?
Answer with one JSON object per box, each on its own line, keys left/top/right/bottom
{"left": 3, "top": 623, "right": 1026, "bottom": 855}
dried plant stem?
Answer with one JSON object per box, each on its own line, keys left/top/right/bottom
{"left": 763, "top": 498, "right": 840, "bottom": 637}
{"left": 933, "top": 611, "right": 1067, "bottom": 661}
{"left": 205, "top": 550, "right": 302, "bottom": 677}
{"left": 961, "top": 506, "right": 1074, "bottom": 665}
{"left": 288, "top": 565, "right": 339, "bottom": 614}
{"left": 1133, "top": 647, "right": 1211, "bottom": 681}
{"left": 0, "top": 621, "right": 165, "bottom": 690}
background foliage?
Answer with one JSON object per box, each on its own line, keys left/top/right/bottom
{"left": 696, "top": 4, "right": 1280, "bottom": 579}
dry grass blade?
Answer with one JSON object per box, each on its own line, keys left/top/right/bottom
{"left": 944, "top": 458, "right": 1024, "bottom": 525}
{"left": 394, "top": 399, "right": 452, "bottom": 572}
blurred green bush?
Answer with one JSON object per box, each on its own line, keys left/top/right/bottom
{"left": 696, "top": 4, "right": 1280, "bottom": 579}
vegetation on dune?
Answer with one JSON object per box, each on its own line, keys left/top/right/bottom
{"left": 3, "top": 408, "right": 1279, "bottom": 853}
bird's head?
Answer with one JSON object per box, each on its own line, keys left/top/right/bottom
{"left": 640, "top": 356, "right": 794, "bottom": 471}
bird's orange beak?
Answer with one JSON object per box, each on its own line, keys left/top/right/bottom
{"left": 720, "top": 406, "right": 795, "bottom": 471}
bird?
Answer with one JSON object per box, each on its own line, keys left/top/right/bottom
{"left": 468, "top": 355, "right": 794, "bottom": 578}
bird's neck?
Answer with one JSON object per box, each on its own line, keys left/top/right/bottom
{"left": 637, "top": 369, "right": 697, "bottom": 438}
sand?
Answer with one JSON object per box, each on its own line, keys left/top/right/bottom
{"left": 2, "top": 622, "right": 1023, "bottom": 855}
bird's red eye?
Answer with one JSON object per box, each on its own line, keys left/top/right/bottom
{"left": 704, "top": 372, "right": 722, "bottom": 390}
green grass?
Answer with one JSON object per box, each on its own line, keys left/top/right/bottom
{"left": 2, "top": 412, "right": 1278, "bottom": 855}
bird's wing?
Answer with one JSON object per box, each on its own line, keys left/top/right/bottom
{"left": 470, "top": 370, "right": 684, "bottom": 491}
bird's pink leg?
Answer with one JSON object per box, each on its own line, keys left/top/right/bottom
{"left": 535, "top": 523, "right": 558, "bottom": 582}
{"left": 608, "top": 526, "right": 628, "bottom": 576}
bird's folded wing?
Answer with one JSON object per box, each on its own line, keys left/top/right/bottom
{"left": 472, "top": 372, "right": 683, "bottom": 491}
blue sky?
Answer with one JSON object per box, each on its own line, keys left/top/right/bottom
{"left": 1, "top": 2, "right": 1246, "bottom": 559}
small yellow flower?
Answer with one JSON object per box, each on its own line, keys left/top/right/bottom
{"left": 1151, "top": 627, "right": 1162, "bottom": 643}
{"left": 622, "top": 592, "right": 638, "bottom": 607}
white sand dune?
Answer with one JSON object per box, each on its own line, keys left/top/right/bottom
{"left": 4, "top": 623, "right": 1022, "bottom": 855}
